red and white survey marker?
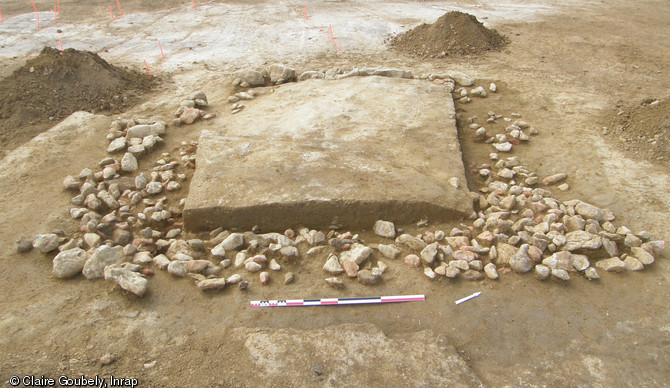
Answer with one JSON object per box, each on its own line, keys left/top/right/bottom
{"left": 250, "top": 294, "right": 425, "bottom": 307}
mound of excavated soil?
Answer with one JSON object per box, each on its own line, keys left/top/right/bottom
{"left": 0, "top": 47, "right": 155, "bottom": 158}
{"left": 390, "top": 11, "right": 508, "bottom": 57}
{"left": 607, "top": 97, "right": 669, "bottom": 166}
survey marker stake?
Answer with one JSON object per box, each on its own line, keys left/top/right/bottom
{"left": 144, "top": 59, "right": 152, "bottom": 76}
{"left": 455, "top": 292, "right": 481, "bottom": 305}
{"left": 250, "top": 295, "right": 425, "bottom": 307}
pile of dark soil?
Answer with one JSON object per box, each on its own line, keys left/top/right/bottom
{"left": 0, "top": 47, "right": 155, "bottom": 158}
{"left": 390, "top": 11, "right": 508, "bottom": 57}
{"left": 606, "top": 97, "right": 669, "bottom": 166}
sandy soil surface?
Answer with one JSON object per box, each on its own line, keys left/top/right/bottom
{"left": 1, "top": 0, "right": 669, "bottom": 387}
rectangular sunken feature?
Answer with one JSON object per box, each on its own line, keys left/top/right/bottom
{"left": 184, "top": 76, "right": 471, "bottom": 231}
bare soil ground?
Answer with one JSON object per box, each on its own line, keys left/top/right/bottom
{"left": 0, "top": 47, "right": 156, "bottom": 159}
{"left": 606, "top": 97, "right": 670, "bottom": 166}
{"left": 391, "top": 10, "right": 508, "bottom": 57}
{"left": 1, "top": 0, "right": 669, "bottom": 387}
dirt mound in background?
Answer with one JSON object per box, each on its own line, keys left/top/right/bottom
{"left": 390, "top": 11, "right": 508, "bottom": 57}
{"left": 607, "top": 97, "right": 670, "bottom": 166}
{"left": 0, "top": 47, "right": 156, "bottom": 158}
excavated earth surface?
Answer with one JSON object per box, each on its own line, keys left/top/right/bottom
{"left": 1, "top": 1, "right": 670, "bottom": 387}
{"left": 391, "top": 11, "right": 508, "bottom": 57}
{"left": 185, "top": 76, "right": 471, "bottom": 231}
{"left": 606, "top": 97, "right": 670, "bottom": 166}
{"left": 0, "top": 47, "right": 155, "bottom": 159}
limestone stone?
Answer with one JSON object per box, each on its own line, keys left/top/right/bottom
{"left": 245, "top": 261, "right": 262, "bottom": 273}
{"left": 571, "top": 254, "right": 590, "bottom": 271}
{"left": 52, "top": 248, "right": 88, "bottom": 278}
{"left": 357, "top": 269, "right": 380, "bottom": 285}
{"left": 585, "top": 267, "right": 600, "bottom": 280}
{"left": 153, "top": 254, "right": 170, "bottom": 270}
{"left": 541, "top": 173, "right": 567, "bottom": 186}
{"left": 33, "top": 234, "right": 60, "bottom": 253}
{"left": 83, "top": 245, "right": 126, "bottom": 279}
{"left": 595, "top": 257, "right": 626, "bottom": 272}
{"left": 510, "top": 245, "right": 533, "bottom": 273}
{"left": 630, "top": 247, "right": 654, "bottom": 265}
{"left": 624, "top": 234, "right": 643, "bottom": 248}
{"left": 602, "top": 238, "right": 619, "bottom": 257}
{"left": 444, "top": 266, "right": 460, "bottom": 278}
{"left": 126, "top": 123, "right": 166, "bottom": 139}
{"left": 339, "top": 243, "right": 372, "bottom": 265}
{"left": 396, "top": 234, "right": 428, "bottom": 251}
{"left": 121, "top": 153, "right": 138, "bottom": 172}
{"left": 216, "top": 233, "right": 244, "bottom": 252}
{"left": 462, "top": 270, "right": 484, "bottom": 281}
{"left": 235, "top": 69, "right": 265, "bottom": 87}
{"left": 269, "top": 63, "right": 296, "bottom": 84}
{"left": 484, "top": 263, "right": 499, "bottom": 279}
{"left": 107, "top": 137, "right": 127, "bottom": 153}
{"left": 104, "top": 264, "right": 148, "bottom": 296}
{"left": 624, "top": 256, "right": 644, "bottom": 271}
{"left": 404, "top": 254, "right": 421, "bottom": 268}
{"left": 298, "top": 71, "right": 324, "bottom": 81}
{"left": 377, "top": 244, "right": 400, "bottom": 260}
{"left": 280, "top": 246, "right": 299, "bottom": 258}
{"left": 325, "top": 277, "right": 344, "bottom": 288}
{"left": 420, "top": 242, "right": 438, "bottom": 264}
{"left": 542, "top": 251, "right": 573, "bottom": 271}
{"left": 534, "top": 264, "right": 550, "bottom": 280}
{"left": 575, "top": 201, "right": 604, "bottom": 222}
{"left": 323, "top": 254, "right": 344, "bottom": 274}
{"left": 551, "top": 268, "right": 570, "bottom": 281}
{"left": 564, "top": 231, "right": 602, "bottom": 251}
{"left": 453, "top": 250, "right": 476, "bottom": 262}
{"left": 373, "top": 220, "right": 396, "bottom": 239}
{"left": 197, "top": 278, "right": 227, "bottom": 291}
{"left": 495, "top": 243, "right": 517, "bottom": 266}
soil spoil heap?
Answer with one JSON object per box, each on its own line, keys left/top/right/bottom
{"left": 607, "top": 97, "right": 669, "bottom": 166}
{"left": 391, "top": 11, "right": 508, "bottom": 57}
{"left": 0, "top": 47, "right": 155, "bottom": 158}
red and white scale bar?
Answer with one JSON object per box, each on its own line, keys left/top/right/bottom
{"left": 250, "top": 295, "right": 425, "bottom": 307}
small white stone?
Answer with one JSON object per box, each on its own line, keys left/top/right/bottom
{"left": 493, "top": 142, "right": 513, "bottom": 152}
{"left": 269, "top": 259, "right": 281, "bottom": 271}
{"left": 424, "top": 267, "right": 436, "bottom": 279}
{"left": 245, "top": 261, "right": 262, "bottom": 272}
{"left": 373, "top": 220, "right": 396, "bottom": 239}
{"left": 484, "top": 263, "right": 498, "bottom": 279}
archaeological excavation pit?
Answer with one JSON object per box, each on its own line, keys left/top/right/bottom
{"left": 183, "top": 76, "right": 473, "bottom": 231}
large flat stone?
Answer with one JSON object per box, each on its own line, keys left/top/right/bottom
{"left": 184, "top": 76, "right": 471, "bottom": 231}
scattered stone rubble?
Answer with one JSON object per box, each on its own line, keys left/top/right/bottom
{"left": 172, "top": 91, "right": 215, "bottom": 126}
{"left": 14, "top": 74, "right": 666, "bottom": 297}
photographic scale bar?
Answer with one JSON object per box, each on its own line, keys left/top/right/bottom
{"left": 250, "top": 295, "right": 425, "bottom": 307}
